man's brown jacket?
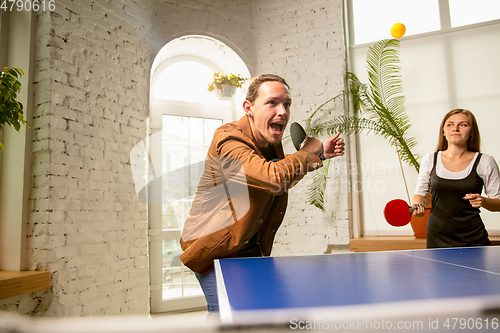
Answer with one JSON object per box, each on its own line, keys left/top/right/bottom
{"left": 179, "top": 116, "right": 322, "bottom": 274}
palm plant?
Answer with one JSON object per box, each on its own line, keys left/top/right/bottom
{"left": 305, "top": 39, "right": 419, "bottom": 210}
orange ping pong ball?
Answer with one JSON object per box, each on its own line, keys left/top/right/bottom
{"left": 391, "top": 23, "right": 406, "bottom": 39}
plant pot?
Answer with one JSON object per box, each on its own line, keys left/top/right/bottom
{"left": 215, "top": 84, "right": 237, "bottom": 99}
{"left": 410, "top": 206, "right": 431, "bottom": 238}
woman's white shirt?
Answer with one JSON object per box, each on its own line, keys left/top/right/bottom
{"left": 414, "top": 151, "right": 500, "bottom": 199}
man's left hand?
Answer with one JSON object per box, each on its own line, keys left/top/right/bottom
{"left": 323, "top": 133, "right": 345, "bottom": 159}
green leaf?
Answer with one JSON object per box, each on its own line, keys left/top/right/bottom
{"left": 307, "top": 159, "right": 330, "bottom": 211}
{"left": 0, "top": 67, "right": 30, "bottom": 144}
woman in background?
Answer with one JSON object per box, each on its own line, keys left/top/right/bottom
{"left": 412, "top": 109, "right": 500, "bottom": 248}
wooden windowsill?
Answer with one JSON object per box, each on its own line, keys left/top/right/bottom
{"left": 0, "top": 270, "right": 50, "bottom": 300}
{"left": 350, "top": 236, "right": 500, "bottom": 252}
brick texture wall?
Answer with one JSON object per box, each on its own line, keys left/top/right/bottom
{"left": 0, "top": 0, "right": 348, "bottom": 316}
{"left": 150, "top": 0, "right": 255, "bottom": 73}
{"left": 251, "top": 0, "right": 350, "bottom": 256}
{"left": 1, "top": 0, "right": 153, "bottom": 316}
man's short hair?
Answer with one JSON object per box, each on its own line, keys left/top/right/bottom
{"left": 245, "top": 74, "right": 290, "bottom": 103}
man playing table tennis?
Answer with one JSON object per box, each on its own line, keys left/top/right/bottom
{"left": 179, "top": 74, "right": 345, "bottom": 312}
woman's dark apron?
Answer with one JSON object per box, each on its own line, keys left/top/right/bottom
{"left": 427, "top": 152, "right": 491, "bottom": 248}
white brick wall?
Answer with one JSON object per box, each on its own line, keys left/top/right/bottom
{"left": 1, "top": 0, "right": 153, "bottom": 316}
{"left": 150, "top": 0, "right": 256, "bottom": 73}
{"left": 251, "top": 0, "right": 350, "bottom": 256}
{"left": 0, "top": 0, "right": 348, "bottom": 316}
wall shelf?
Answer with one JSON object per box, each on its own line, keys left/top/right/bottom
{"left": 350, "top": 236, "right": 500, "bottom": 252}
{"left": 0, "top": 271, "right": 50, "bottom": 300}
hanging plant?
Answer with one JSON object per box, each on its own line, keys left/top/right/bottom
{"left": 0, "top": 67, "right": 30, "bottom": 150}
{"left": 207, "top": 72, "right": 247, "bottom": 98}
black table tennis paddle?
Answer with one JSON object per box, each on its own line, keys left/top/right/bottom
{"left": 290, "top": 122, "right": 306, "bottom": 151}
{"left": 290, "top": 122, "right": 324, "bottom": 160}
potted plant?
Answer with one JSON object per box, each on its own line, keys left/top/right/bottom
{"left": 207, "top": 72, "right": 247, "bottom": 98}
{"left": 0, "top": 66, "right": 29, "bottom": 150}
{"left": 305, "top": 39, "right": 429, "bottom": 237}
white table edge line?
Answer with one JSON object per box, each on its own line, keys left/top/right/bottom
{"left": 214, "top": 259, "right": 234, "bottom": 324}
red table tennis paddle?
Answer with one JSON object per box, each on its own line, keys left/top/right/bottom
{"left": 383, "top": 199, "right": 416, "bottom": 227}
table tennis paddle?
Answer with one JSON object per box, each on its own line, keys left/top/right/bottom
{"left": 290, "top": 122, "right": 325, "bottom": 160}
{"left": 290, "top": 122, "right": 306, "bottom": 151}
{"left": 383, "top": 199, "right": 420, "bottom": 227}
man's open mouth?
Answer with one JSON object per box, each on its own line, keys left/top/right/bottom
{"left": 270, "top": 122, "right": 284, "bottom": 134}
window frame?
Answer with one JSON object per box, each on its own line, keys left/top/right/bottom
{"left": 345, "top": 0, "right": 500, "bottom": 237}
{"left": 0, "top": 10, "right": 35, "bottom": 272}
{"left": 347, "top": 0, "right": 500, "bottom": 46}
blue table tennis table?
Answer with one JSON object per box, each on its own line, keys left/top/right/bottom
{"left": 215, "top": 246, "right": 500, "bottom": 329}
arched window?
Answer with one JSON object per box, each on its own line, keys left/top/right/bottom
{"left": 152, "top": 59, "right": 219, "bottom": 103}
{"left": 148, "top": 36, "right": 250, "bottom": 313}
